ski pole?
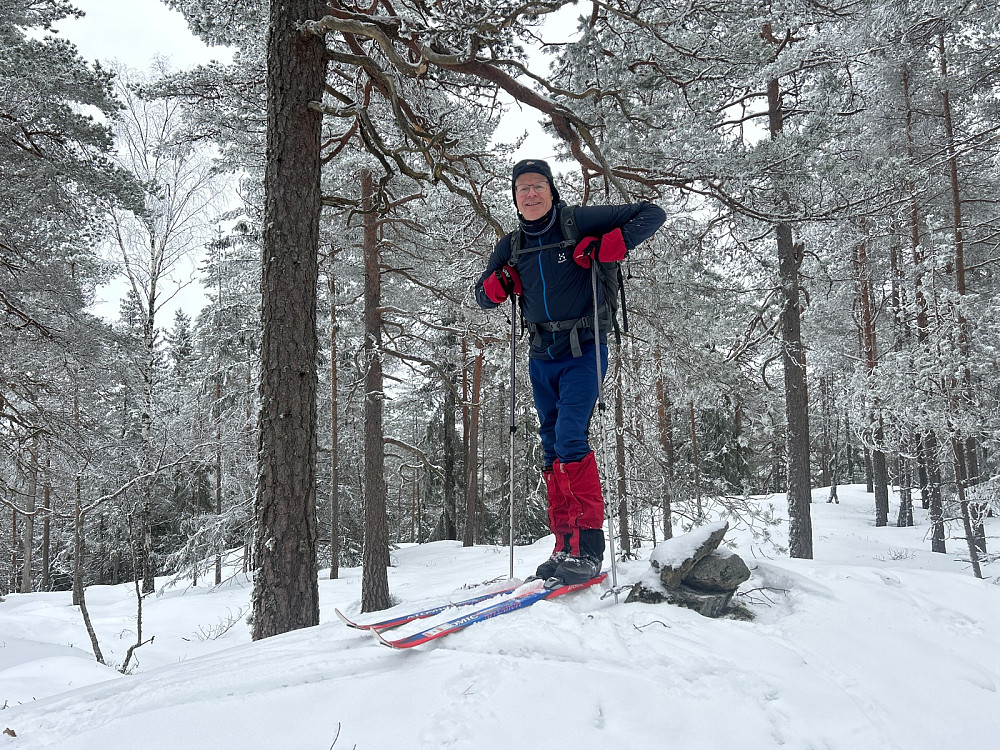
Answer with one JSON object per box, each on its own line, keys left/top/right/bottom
{"left": 508, "top": 295, "right": 517, "bottom": 581}
{"left": 591, "top": 261, "right": 620, "bottom": 601}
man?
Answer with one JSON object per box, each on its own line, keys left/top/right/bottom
{"left": 475, "top": 158, "right": 665, "bottom": 584}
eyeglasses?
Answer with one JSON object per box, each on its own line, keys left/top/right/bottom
{"left": 515, "top": 182, "right": 550, "bottom": 197}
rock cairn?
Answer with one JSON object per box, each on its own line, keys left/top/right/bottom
{"left": 625, "top": 521, "right": 751, "bottom": 618}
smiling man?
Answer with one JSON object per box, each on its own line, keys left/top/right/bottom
{"left": 475, "top": 158, "right": 665, "bottom": 586}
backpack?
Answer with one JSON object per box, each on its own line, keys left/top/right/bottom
{"left": 507, "top": 204, "right": 629, "bottom": 348}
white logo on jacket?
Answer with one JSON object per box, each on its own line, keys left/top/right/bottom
{"left": 558, "top": 252, "right": 568, "bottom": 263}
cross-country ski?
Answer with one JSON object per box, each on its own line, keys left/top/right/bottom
{"left": 373, "top": 573, "right": 608, "bottom": 649}
{"left": 334, "top": 578, "right": 522, "bottom": 631}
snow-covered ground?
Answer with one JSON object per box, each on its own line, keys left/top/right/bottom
{"left": 2, "top": 485, "right": 998, "bottom": 749}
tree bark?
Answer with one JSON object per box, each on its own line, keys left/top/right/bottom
{"left": 443, "top": 373, "right": 458, "bottom": 541}
{"left": 327, "top": 264, "right": 341, "bottom": 579}
{"left": 763, "top": 42, "right": 812, "bottom": 558}
{"left": 252, "top": 0, "right": 326, "bottom": 639}
{"left": 896, "top": 452, "right": 913, "bottom": 527}
{"left": 360, "top": 169, "right": 391, "bottom": 612}
{"left": 924, "top": 433, "right": 947, "bottom": 553}
{"left": 42, "top": 450, "right": 51, "bottom": 591}
{"left": 614, "top": 357, "right": 631, "bottom": 557}
{"left": 463, "top": 347, "right": 483, "bottom": 547}
{"left": 938, "top": 34, "right": 986, "bottom": 557}
{"left": 852, "top": 232, "right": 889, "bottom": 525}
{"left": 688, "top": 400, "right": 702, "bottom": 520}
{"left": 654, "top": 347, "right": 673, "bottom": 540}
{"left": 778, "top": 221, "right": 813, "bottom": 559}
{"left": 952, "top": 439, "right": 982, "bottom": 578}
{"left": 21, "top": 440, "right": 37, "bottom": 593}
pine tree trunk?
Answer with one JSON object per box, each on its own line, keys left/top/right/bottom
{"left": 778, "top": 221, "right": 814, "bottom": 559}
{"left": 463, "top": 347, "right": 483, "bottom": 547}
{"left": 42, "top": 456, "right": 51, "bottom": 591}
{"left": 952, "top": 439, "right": 983, "bottom": 578}
{"left": 763, "top": 48, "right": 813, "bottom": 558}
{"left": 852, "top": 232, "right": 890, "bottom": 525}
{"left": 614, "top": 358, "right": 631, "bottom": 557}
{"left": 938, "top": 34, "right": 986, "bottom": 558}
{"left": 654, "top": 347, "right": 673, "bottom": 540}
{"left": 251, "top": 0, "right": 326, "bottom": 639}
{"left": 896, "top": 452, "right": 914, "bottom": 527}
{"left": 924, "top": 433, "right": 947, "bottom": 553}
{"left": 443, "top": 379, "right": 458, "bottom": 540}
{"left": 21, "top": 441, "right": 36, "bottom": 593}
{"left": 360, "top": 169, "right": 391, "bottom": 613}
{"left": 327, "top": 267, "right": 341, "bottom": 579}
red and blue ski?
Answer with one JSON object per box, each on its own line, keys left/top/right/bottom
{"left": 334, "top": 579, "right": 523, "bottom": 631}
{"left": 373, "top": 573, "right": 608, "bottom": 649}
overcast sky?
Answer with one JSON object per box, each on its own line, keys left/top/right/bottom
{"left": 57, "top": 0, "right": 228, "bottom": 71}
{"left": 55, "top": 0, "right": 563, "bottom": 320}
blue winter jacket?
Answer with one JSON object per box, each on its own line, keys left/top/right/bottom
{"left": 475, "top": 201, "right": 666, "bottom": 360}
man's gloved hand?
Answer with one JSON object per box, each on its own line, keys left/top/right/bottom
{"left": 482, "top": 264, "right": 522, "bottom": 303}
{"left": 573, "top": 228, "right": 628, "bottom": 268}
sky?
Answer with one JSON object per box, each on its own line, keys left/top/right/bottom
{"left": 53, "top": 0, "right": 577, "bottom": 322}
{"left": 54, "top": 0, "right": 232, "bottom": 322}
{"left": 56, "top": 0, "right": 229, "bottom": 71}
{"left": 2, "top": 485, "right": 998, "bottom": 749}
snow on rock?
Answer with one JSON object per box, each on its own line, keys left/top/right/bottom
{"left": 648, "top": 520, "right": 729, "bottom": 588}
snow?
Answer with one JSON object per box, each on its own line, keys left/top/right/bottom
{"left": 648, "top": 519, "right": 728, "bottom": 569}
{"left": 2, "top": 485, "right": 999, "bottom": 749}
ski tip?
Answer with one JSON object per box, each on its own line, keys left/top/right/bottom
{"left": 334, "top": 607, "right": 357, "bottom": 627}
{"left": 371, "top": 627, "right": 404, "bottom": 649}
{"left": 335, "top": 607, "right": 374, "bottom": 630}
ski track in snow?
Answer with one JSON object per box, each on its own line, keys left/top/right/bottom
{"left": 1, "top": 485, "right": 998, "bottom": 750}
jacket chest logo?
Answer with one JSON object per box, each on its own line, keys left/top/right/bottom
{"left": 558, "top": 252, "right": 568, "bottom": 263}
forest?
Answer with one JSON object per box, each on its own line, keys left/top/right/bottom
{"left": 2, "top": 0, "right": 998, "bottom": 638}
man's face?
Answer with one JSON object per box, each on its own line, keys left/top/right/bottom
{"left": 514, "top": 172, "right": 553, "bottom": 222}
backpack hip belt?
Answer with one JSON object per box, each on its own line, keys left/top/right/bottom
{"left": 525, "top": 303, "right": 612, "bottom": 358}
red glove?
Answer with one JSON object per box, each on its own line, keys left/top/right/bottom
{"left": 482, "top": 265, "right": 522, "bottom": 303}
{"left": 573, "top": 228, "right": 628, "bottom": 268}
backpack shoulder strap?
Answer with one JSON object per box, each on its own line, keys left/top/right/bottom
{"left": 559, "top": 204, "right": 580, "bottom": 244}
{"left": 507, "top": 229, "right": 525, "bottom": 267}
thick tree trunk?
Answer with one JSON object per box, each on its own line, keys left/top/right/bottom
{"left": 252, "top": 0, "right": 326, "bottom": 639}
{"left": 360, "top": 170, "right": 391, "bottom": 613}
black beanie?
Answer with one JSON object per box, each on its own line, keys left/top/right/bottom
{"left": 511, "top": 158, "right": 560, "bottom": 206}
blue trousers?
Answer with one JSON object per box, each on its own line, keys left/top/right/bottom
{"left": 528, "top": 344, "right": 609, "bottom": 468}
